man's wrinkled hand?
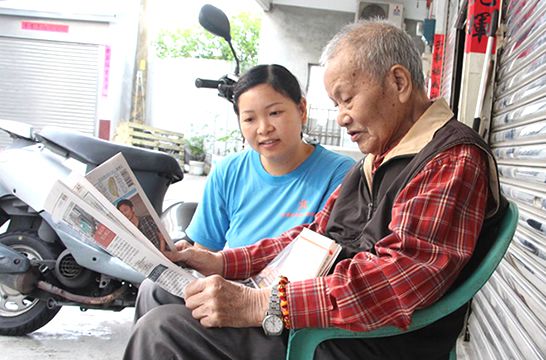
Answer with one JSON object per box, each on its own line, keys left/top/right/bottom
{"left": 184, "top": 275, "right": 270, "bottom": 328}
{"left": 164, "top": 240, "right": 224, "bottom": 276}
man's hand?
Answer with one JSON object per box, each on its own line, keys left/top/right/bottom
{"left": 164, "top": 240, "right": 224, "bottom": 276}
{"left": 184, "top": 275, "right": 270, "bottom": 328}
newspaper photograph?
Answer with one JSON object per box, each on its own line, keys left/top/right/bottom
{"left": 84, "top": 152, "right": 175, "bottom": 251}
{"left": 63, "top": 175, "right": 159, "bottom": 254}
{"left": 44, "top": 180, "right": 199, "bottom": 298}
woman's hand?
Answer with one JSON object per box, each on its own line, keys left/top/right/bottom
{"left": 184, "top": 275, "right": 270, "bottom": 328}
{"left": 164, "top": 240, "right": 224, "bottom": 276}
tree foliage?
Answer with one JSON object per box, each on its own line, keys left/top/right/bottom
{"left": 155, "top": 12, "right": 261, "bottom": 72}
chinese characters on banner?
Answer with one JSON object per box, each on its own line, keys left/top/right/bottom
{"left": 429, "top": 34, "right": 445, "bottom": 100}
{"left": 465, "top": 0, "right": 500, "bottom": 53}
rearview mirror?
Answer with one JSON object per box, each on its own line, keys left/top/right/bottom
{"left": 199, "top": 4, "right": 231, "bottom": 42}
{"left": 198, "top": 4, "right": 240, "bottom": 76}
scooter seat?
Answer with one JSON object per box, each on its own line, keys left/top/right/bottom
{"left": 36, "top": 127, "right": 184, "bottom": 182}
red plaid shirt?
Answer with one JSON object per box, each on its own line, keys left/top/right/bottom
{"left": 222, "top": 144, "right": 488, "bottom": 331}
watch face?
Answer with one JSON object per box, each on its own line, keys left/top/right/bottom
{"left": 263, "top": 315, "right": 284, "bottom": 336}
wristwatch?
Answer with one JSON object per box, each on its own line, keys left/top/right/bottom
{"left": 262, "top": 286, "right": 284, "bottom": 336}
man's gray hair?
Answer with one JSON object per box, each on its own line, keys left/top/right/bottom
{"left": 320, "top": 20, "right": 425, "bottom": 89}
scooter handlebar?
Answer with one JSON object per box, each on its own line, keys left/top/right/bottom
{"left": 195, "top": 76, "right": 236, "bottom": 103}
{"left": 195, "top": 78, "right": 221, "bottom": 89}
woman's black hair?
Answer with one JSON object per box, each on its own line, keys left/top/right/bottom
{"left": 232, "top": 64, "right": 303, "bottom": 115}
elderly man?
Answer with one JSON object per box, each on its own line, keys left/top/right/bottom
{"left": 123, "top": 20, "right": 506, "bottom": 360}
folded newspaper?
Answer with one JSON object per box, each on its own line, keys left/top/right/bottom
{"left": 45, "top": 152, "right": 341, "bottom": 297}
{"left": 45, "top": 153, "right": 201, "bottom": 298}
{"left": 250, "top": 228, "right": 342, "bottom": 288}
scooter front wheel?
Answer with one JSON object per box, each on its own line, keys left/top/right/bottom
{"left": 0, "top": 232, "right": 61, "bottom": 336}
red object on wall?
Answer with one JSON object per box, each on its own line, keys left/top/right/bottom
{"left": 465, "top": 0, "right": 500, "bottom": 53}
{"left": 99, "top": 120, "right": 111, "bottom": 140}
{"left": 102, "top": 46, "right": 111, "bottom": 97}
{"left": 21, "top": 21, "right": 69, "bottom": 33}
{"left": 429, "top": 34, "right": 445, "bottom": 100}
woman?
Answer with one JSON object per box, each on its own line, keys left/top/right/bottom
{"left": 186, "top": 64, "right": 355, "bottom": 250}
{"left": 133, "top": 64, "right": 355, "bottom": 320}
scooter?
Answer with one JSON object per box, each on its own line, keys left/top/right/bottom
{"left": 0, "top": 121, "right": 188, "bottom": 335}
{"left": 0, "top": 4, "right": 237, "bottom": 336}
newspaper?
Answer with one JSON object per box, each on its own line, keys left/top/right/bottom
{"left": 45, "top": 180, "right": 199, "bottom": 298}
{"left": 44, "top": 153, "right": 341, "bottom": 296}
{"left": 84, "top": 152, "right": 175, "bottom": 251}
{"left": 250, "top": 228, "right": 342, "bottom": 288}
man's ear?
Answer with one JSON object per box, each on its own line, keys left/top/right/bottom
{"left": 389, "top": 65, "right": 412, "bottom": 103}
{"left": 299, "top": 97, "right": 308, "bottom": 125}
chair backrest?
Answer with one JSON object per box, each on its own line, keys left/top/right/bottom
{"left": 286, "top": 201, "right": 519, "bottom": 360}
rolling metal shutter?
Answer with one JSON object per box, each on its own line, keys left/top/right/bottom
{"left": 464, "top": 0, "right": 546, "bottom": 358}
{"left": 0, "top": 36, "right": 100, "bottom": 148}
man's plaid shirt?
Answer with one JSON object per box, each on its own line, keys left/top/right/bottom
{"left": 222, "top": 144, "right": 488, "bottom": 332}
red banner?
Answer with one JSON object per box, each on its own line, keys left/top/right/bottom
{"left": 465, "top": 0, "right": 500, "bottom": 53}
{"left": 429, "top": 34, "right": 445, "bottom": 100}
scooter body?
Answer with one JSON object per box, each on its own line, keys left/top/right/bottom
{"left": 0, "top": 119, "right": 186, "bottom": 335}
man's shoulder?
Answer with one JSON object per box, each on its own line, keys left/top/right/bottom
{"left": 432, "top": 144, "right": 487, "bottom": 164}
{"left": 439, "top": 118, "right": 485, "bottom": 142}
{"left": 432, "top": 119, "right": 493, "bottom": 157}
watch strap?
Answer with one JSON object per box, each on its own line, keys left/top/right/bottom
{"left": 267, "top": 286, "right": 282, "bottom": 317}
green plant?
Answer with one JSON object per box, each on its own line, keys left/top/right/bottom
{"left": 186, "top": 135, "right": 207, "bottom": 161}
{"left": 155, "top": 12, "right": 261, "bottom": 71}
{"left": 215, "top": 129, "right": 243, "bottom": 156}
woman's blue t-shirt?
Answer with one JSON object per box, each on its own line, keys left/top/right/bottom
{"left": 185, "top": 144, "right": 355, "bottom": 250}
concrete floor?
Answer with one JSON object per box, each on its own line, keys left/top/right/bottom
{"left": 0, "top": 307, "right": 135, "bottom": 360}
{"left": 0, "top": 174, "right": 208, "bottom": 359}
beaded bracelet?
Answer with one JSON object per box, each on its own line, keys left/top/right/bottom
{"left": 277, "top": 275, "right": 290, "bottom": 329}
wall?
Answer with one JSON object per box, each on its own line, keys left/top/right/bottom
{"left": 146, "top": 57, "right": 237, "bottom": 141}
{"left": 0, "top": 0, "right": 139, "bottom": 140}
{"left": 258, "top": 5, "right": 353, "bottom": 90}
{"left": 107, "top": 2, "right": 140, "bottom": 130}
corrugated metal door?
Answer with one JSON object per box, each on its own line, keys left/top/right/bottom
{"left": 464, "top": 0, "right": 546, "bottom": 358}
{"left": 0, "top": 36, "right": 100, "bottom": 148}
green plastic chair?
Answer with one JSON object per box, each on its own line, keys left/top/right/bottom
{"left": 286, "top": 201, "right": 518, "bottom": 360}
